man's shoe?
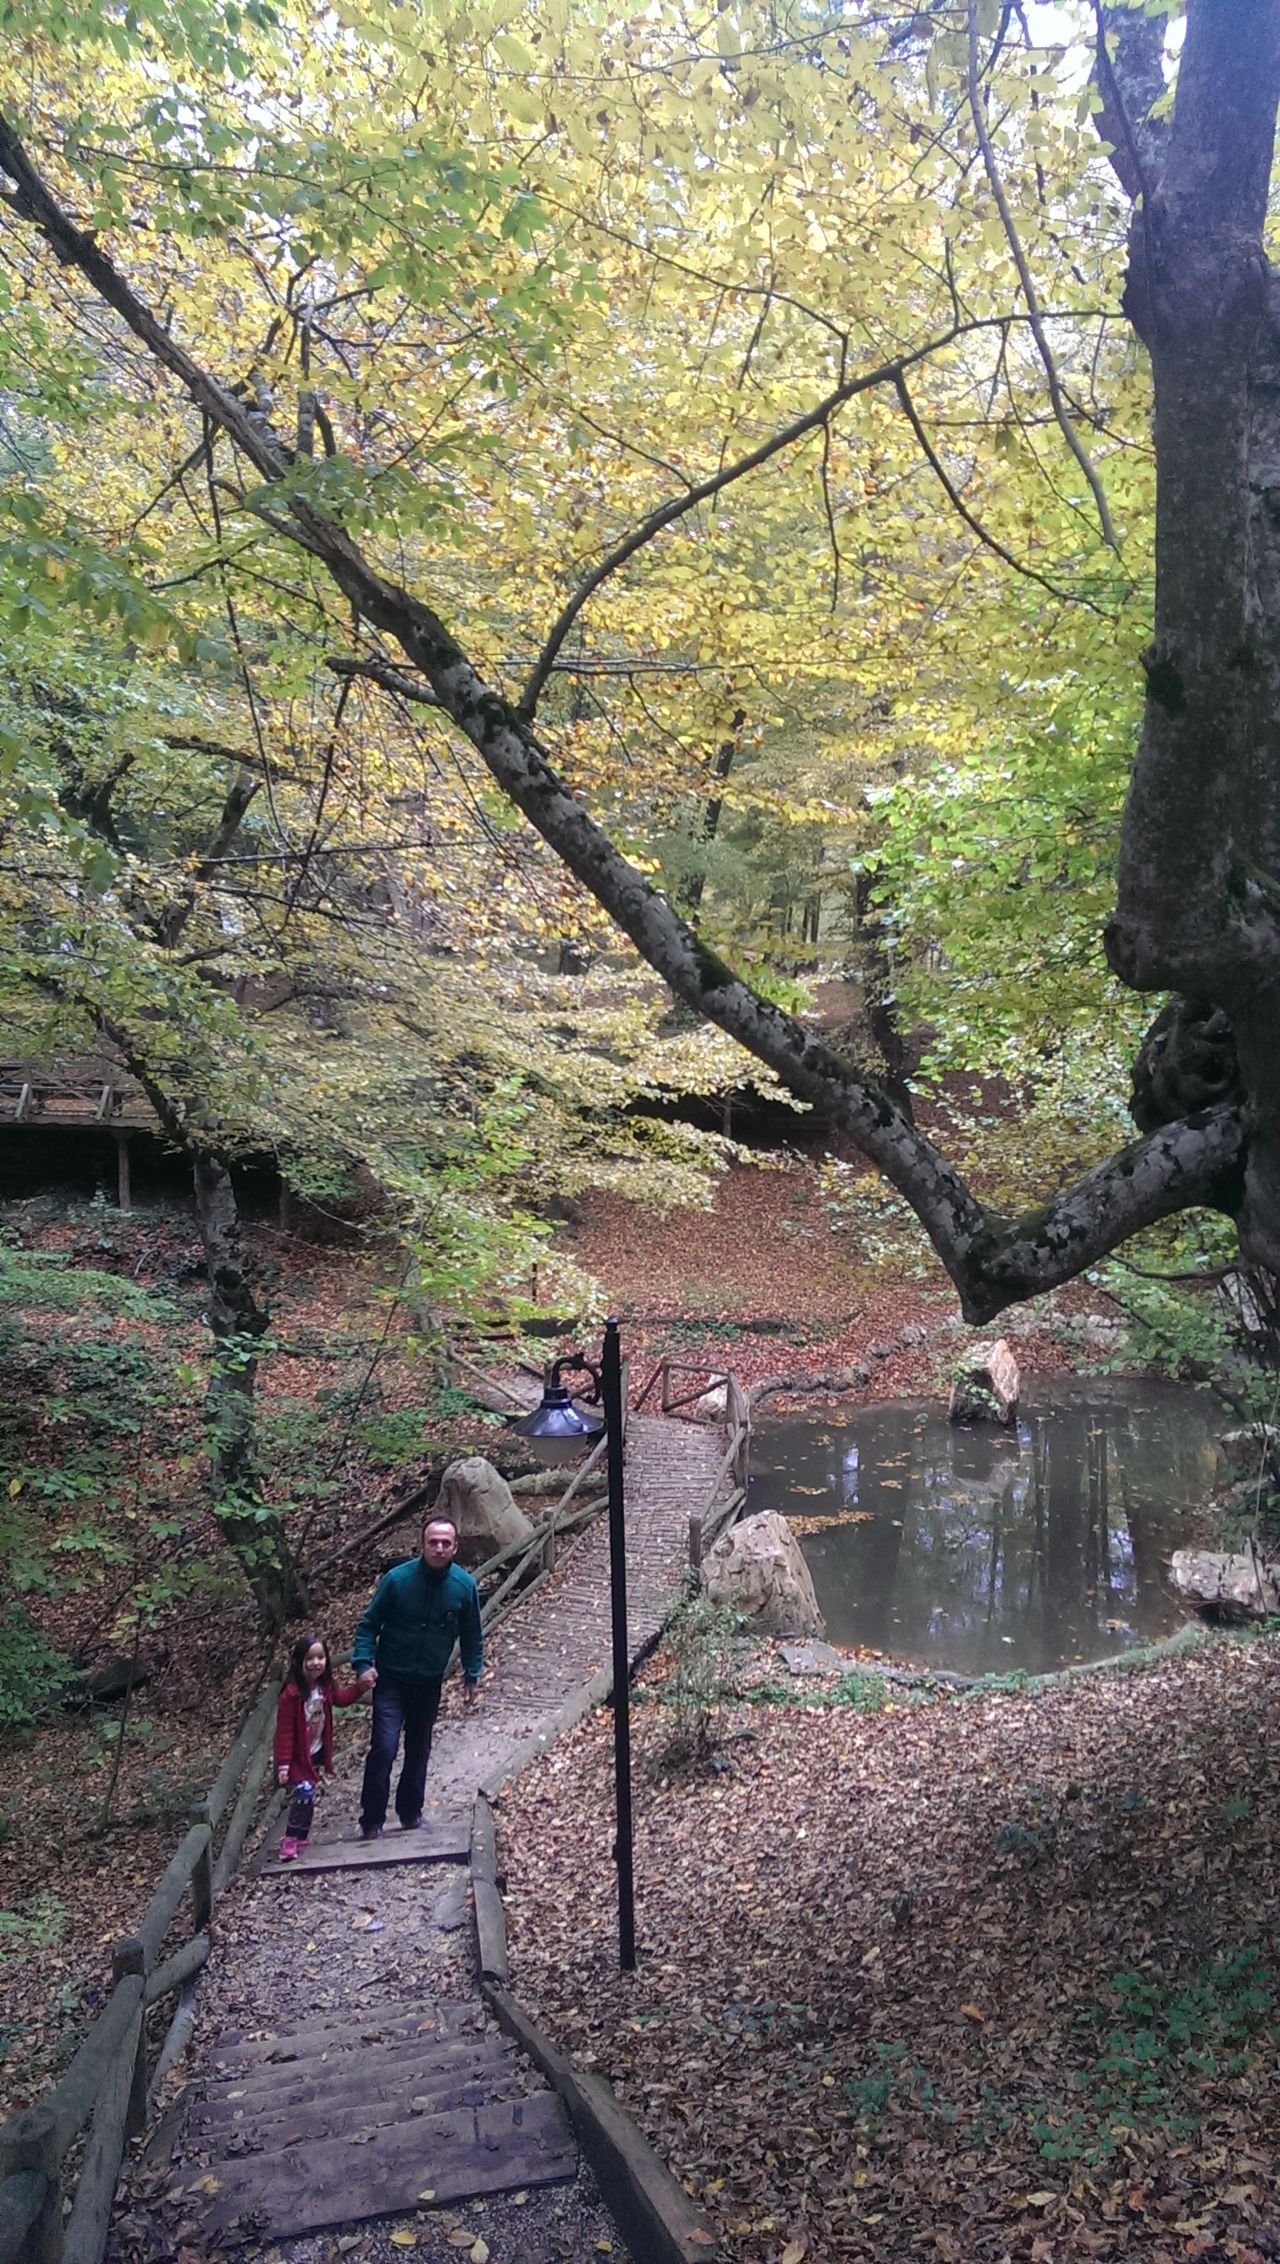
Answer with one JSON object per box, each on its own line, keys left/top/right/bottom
{"left": 400, "top": 1815, "right": 424, "bottom": 1831}
{"left": 359, "top": 1825, "right": 383, "bottom": 1841}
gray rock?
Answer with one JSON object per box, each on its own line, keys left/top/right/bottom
{"left": 948, "top": 1336, "right": 1020, "bottom": 1426}
{"left": 777, "top": 1639, "right": 849, "bottom": 1676}
{"left": 899, "top": 1323, "right": 928, "bottom": 1346}
{"left": 433, "top": 1456, "right": 534, "bottom": 1567}
{"left": 703, "top": 1511, "right": 825, "bottom": 1637}
{"left": 867, "top": 1342, "right": 895, "bottom": 1361}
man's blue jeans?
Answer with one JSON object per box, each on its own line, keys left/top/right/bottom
{"left": 359, "top": 1672, "right": 444, "bottom": 1831}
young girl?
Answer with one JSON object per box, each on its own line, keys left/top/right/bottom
{"left": 273, "top": 1635, "right": 363, "bottom": 1860}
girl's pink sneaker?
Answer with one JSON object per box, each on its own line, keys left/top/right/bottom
{"left": 279, "top": 1836, "right": 300, "bottom": 1861}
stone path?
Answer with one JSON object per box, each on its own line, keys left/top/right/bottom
{"left": 149, "top": 1410, "right": 726, "bottom": 2253}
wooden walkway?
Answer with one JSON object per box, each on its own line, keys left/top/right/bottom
{"left": 165, "top": 1408, "right": 729, "bottom": 2246}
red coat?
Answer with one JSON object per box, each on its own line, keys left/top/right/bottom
{"left": 273, "top": 1679, "right": 360, "bottom": 1785}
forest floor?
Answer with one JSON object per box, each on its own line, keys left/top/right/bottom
{"left": 0, "top": 1155, "right": 1122, "bottom": 2126}
{"left": 500, "top": 1626, "right": 1280, "bottom": 2264}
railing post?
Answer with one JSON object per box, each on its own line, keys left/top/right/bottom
{"left": 0, "top": 2103, "right": 62, "bottom": 2264}
{"left": 660, "top": 1359, "right": 671, "bottom": 1414}
{"left": 111, "top": 1939, "right": 149, "bottom": 2142}
{"left": 688, "top": 1512, "right": 704, "bottom": 1569}
{"left": 189, "top": 1798, "right": 214, "bottom": 1935}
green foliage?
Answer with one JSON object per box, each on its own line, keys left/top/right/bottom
{"left": 0, "top": 1891, "right": 69, "bottom": 1964}
{"left": 0, "top": 1601, "right": 70, "bottom": 1728}
{"left": 655, "top": 1589, "right": 744, "bottom": 1773}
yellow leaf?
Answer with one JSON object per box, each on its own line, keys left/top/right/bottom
{"left": 390, "top": 2234, "right": 417, "bottom": 2250}
{"left": 782, "top": 2242, "right": 808, "bottom": 2264}
{"left": 960, "top": 2002, "right": 985, "bottom": 2023}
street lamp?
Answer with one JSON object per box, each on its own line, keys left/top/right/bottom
{"left": 508, "top": 1354, "right": 605, "bottom": 1466}
{"left": 509, "top": 1320, "right": 635, "bottom": 1971}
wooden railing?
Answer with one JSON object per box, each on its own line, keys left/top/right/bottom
{"left": 0, "top": 1677, "right": 282, "bottom": 2264}
{"left": 634, "top": 1360, "right": 751, "bottom": 1569}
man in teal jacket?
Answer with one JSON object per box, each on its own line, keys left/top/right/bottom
{"left": 352, "top": 1513, "right": 483, "bottom": 1838}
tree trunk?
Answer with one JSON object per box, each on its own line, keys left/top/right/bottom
{"left": 1103, "top": 0, "right": 1280, "bottom": 1275}
{"left": 190, "top": 1152, "right": 306, "bottom": 1627}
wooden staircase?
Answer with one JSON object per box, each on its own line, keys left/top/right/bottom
{"left": 178, "top": 1996, "right": 576, "bottom": 2242}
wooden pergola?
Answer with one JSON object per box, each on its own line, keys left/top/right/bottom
{"left": 0, "top": 1055, "right": 159, "bottom": 1210}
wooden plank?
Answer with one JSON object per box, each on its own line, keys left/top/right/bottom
{"left": 258, "top": 1816, "right": 469, "bottom": 1876}
{"left": 208, "top": 1998, "right": 484, "bottom": 2068}
{"left": 193, "top": 2068, "right": 527, "bottom": 2153}
{"left": 473, "top": 1877, "right": 507, "bottom": 1984}
{"left": 196, "top": 2032, "right": 515, "bottom": 2114}
{"left": 196, "top": 2091, "right": 576, "bottom": 2239}
{"left": 61, "top": 1999, "right": 140, "bottom": 2263}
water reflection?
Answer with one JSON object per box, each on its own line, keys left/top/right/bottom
{"left": 747, "top": 1380, "right": 1221, "bottom": 1675}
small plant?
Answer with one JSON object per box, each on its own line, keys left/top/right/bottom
{"left": 0, "top": 1599, "right": 70, "bottom": 1728}
{"left": 0, "top": 1893, "right": 69, "bottom": 1964}
{"left": 656, "top": 1588, "right": 743, "bottom": 1773}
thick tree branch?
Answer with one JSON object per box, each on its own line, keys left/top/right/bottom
{"left": 0, "top": 108, "right": 1248, "bottom": 1319}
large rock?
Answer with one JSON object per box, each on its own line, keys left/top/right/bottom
{"left": 1170, "top": 1547, "right": 1280, "bottom": 1622}
{"left": 432, "top": 1457, "right": 533, "bottom": 1567}
{"left": 948, "top": 1337, "right": 1020, "bottom": 1426}
{"left": 1217, "top": 1425, "right": 1280, "bottom": 1480}
{"left": 703, "top": 1511, "right": 825, "bottom": 1637}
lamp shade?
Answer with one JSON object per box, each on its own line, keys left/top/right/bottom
{"left": 509, "top": 1381, "right": 606, "bottom": 1466}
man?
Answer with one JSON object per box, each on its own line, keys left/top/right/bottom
{"left": 352, "top": 1513, "right": 483, "bottom": 1839}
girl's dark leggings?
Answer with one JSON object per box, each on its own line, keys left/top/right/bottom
{"left": 285, "top": 1780, "right": 316, "bottom": 1838}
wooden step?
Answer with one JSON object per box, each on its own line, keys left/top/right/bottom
{"left": 209, "top": 1998, "right": 484, "bottom": 2069}
{"left": 190, "top": 2068, "right": 528, "bottom": 2154}
{"left": 194, "top": 2033, "right": 518, "bottom": 2121}
{"left": 193, "top": 2090, "right": 577, "bottom": 2239}
{"left": 259, "top": 1816, "right": 469, "bottom": 1876}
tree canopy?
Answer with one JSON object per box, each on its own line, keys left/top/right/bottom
{"left": 0, "top": 0, "right": 1276, "bottom": 1322}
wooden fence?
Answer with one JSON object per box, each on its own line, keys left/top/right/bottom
{"left": 0, "top": 1678, "right": 281, "bottom": 2264}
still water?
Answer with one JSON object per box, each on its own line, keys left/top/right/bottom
{"left": 747, "top": 1380, "right": 1223, "bottom": 1675}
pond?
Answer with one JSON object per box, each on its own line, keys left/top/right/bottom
{"left": 746, "top": 1379, "right": 1224, "bottom": 1676}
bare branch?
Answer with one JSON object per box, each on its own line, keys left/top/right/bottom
{"left": 965, "top": 0, "right": 1120, "bottom": 552}
{"left": 893, "top": 372, "right": 1110, "bottom": 612}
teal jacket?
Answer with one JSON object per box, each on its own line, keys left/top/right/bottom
{"left": 352, "top": 1558, "right": 483, "bottom": 1684}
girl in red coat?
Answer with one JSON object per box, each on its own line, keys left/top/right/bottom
{"left": 273, "top": 1634, "right": 367, "bottom": 1860}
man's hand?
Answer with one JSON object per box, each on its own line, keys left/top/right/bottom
{"left": 276, "top": 1765, "right": 289, "bottom": 1787}
{"left": 356, "top": 1668, "right": 377, "bottom": 1693}
{"left": 463, "top": 1680, "right": 479, "bottom": 1710}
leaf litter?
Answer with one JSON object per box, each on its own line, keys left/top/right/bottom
{"left": 500, "top": 1631, "right": 1280, "bottom": 2263}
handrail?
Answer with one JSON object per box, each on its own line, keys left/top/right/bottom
{"left": 0, "top": 1673, "right": 282, "bottom": 2264}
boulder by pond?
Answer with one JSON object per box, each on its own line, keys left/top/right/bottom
{"left": 1170, "top": 1546, "right": 1280, "bottom": 1622}
{"left": 432, "top": 1456, "right": 534, "bottom": 1567}
{"left": 703, "top": 1509, "right": 825, "bottom": 1637}
{"left": 948, "top": 1336, "right": 1020, "bottom": 1426}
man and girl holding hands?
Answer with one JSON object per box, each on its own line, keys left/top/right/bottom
{"left": 271, "top": 1513, "right": 483, "bottom": 1860}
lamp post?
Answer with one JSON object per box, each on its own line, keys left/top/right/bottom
{"left": 600, "top": 1317, "right": 635, "bottom": 1969}
{"left": 511, "top": 1320, "right": 635, "bottom": 1971}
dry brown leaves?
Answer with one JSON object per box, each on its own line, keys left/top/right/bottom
{"left": 500, "top": 1637, "right": 1280, "bottom": 2264}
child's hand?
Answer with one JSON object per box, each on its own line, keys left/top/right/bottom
{"left": 276, "top": 1766, "right": 289, "bottom": 1787}
{"left": 356, "top": 1668, "right": 377, "bottom": 1694}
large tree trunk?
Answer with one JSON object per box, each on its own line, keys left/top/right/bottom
{"left": 1102, "top": 0, "right": 1280, "bottom": 1276}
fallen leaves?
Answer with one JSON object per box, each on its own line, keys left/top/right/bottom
{"left": 501, "top": 1631, "right": 1280, "bottom": 2264}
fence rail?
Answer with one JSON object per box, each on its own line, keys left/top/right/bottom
{"left": 633, "top": 1360, "right": 751, "bottom": 1569}
{"left": 0, "top": 1677, "right": 280, "bottom": 2264}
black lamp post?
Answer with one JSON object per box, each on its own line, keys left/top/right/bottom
{"left": 510, "top": 1320, "right": 635, "bottom": 1971}
{"left": 508, "top": 1353, "right": 605, "bottom": 1465}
